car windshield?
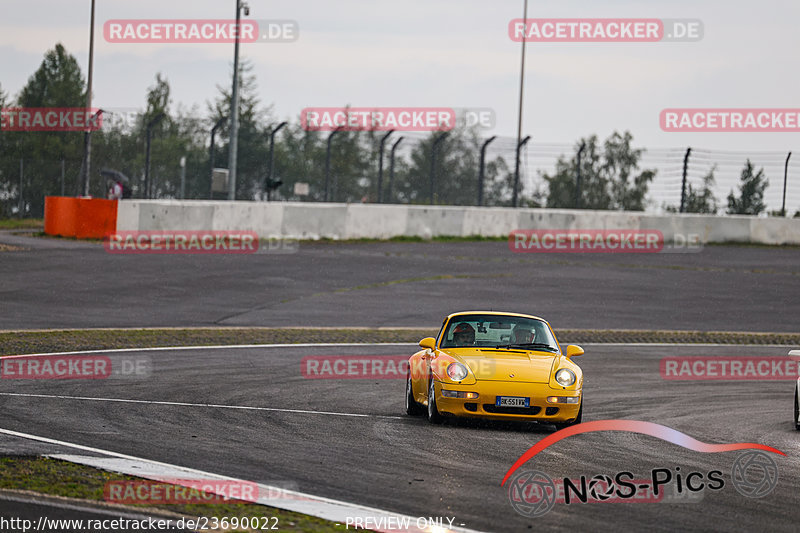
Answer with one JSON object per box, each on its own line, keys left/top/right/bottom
{"left": 440, "top": 314, "right": 559, "bottom": 351}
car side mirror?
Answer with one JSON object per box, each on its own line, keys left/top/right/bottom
{"left": 566, "top": 345, "right": 584, "bottom": 358}
{"left": 419, "top": 337, "right": 436, "bottom": 350}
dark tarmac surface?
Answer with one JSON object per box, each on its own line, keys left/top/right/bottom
{"left": 1, "top": 232, "right": 799, "bottom": 532}
{"left": 0, "top": 344, "right": 798, "bottom": 532}
{"left": 0, "top": 232, "right": 799, "bottom": 332}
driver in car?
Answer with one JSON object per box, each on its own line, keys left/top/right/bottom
{"left": 512, "top": 325, "right": 535, "bottom": 344}
{"left": 452, "top": 323, "right": 476, "bottom": 346}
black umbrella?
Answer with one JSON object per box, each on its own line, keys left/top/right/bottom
{"left": 100, "top": 168, "right": 130, "bottom": 184}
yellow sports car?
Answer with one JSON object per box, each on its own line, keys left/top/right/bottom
{"left": 405, "top": 311, "right": 584, "bottom": 430}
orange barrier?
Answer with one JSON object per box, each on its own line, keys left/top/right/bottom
{"left": 44, "top": 197, "right": 79, "bottom": 237}
{"left": 76, "top": 198, "right": 117, "bottom": 239}
{"left": 44, "top": 196, "right": 118, "bottom": 239}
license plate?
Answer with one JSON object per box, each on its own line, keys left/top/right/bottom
{"left": 496, "top": 396, "right": 529, "bottom": 408}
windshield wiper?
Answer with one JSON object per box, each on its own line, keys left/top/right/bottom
{"left": 493, "top": 343, "right": 558, "bottom": 352}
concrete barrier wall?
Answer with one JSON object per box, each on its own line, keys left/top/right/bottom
{"left": 116, "top": 200, "right": 800, "bottom": 245}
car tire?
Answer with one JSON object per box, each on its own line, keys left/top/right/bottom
{"left": 553, "top": 402, "right": 582, "bottom": 431}
{"left": 794, "top": 385, "right": 799, "bottom": 431}
{"left": 406, "top": 372, "right": 424, "bottom": 416}
{"left": 427, "top": 379, "right": 443, "bottom": 424}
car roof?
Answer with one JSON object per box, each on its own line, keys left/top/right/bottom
{"left": 444, "top": 310, "right": 548, "bottom": 323}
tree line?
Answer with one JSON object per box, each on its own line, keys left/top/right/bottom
{"left": 0, "top": 43, "right": 779, "bottom": 218}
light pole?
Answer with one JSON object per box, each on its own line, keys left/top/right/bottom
{"left": 429, "top": 132, "right": 449, "bottom": 205}
{"left": 81, "top": 0, "right": 96, "bottom": 197}
{"left": 144, "top": 112, "right": 166, "bottom": 199}
{"left": 179, "top": 156, "right": 186, "bottom": 199}
{"left": 575, "top": 141, "right": 586, "bottom": 208}
{"left": 512, "top": 0, "right": 528, "bottom": 207}
{"left": 266, "top": 121, "right": 287, "bottom": 200}
{"left": 679, "top": 147, "right": 692, "bottom": 213}
{"left": 209, "top": 116, "right": 227, "bottom": 199}
{"left": 478, "top": 136, "right": 497, "bottom": 206}
{"left": 782, "top": 152, "right": 792, "bottom": 216}
{"left": 377, "top": 130, "right": 395, "bottom": 203}
{"left": 325, "top": 126, "right": 344, "bottom": 202}
{"left": 513, "top": 135, "right": 531, "bottom": 206}
{"left": 228, "top": 0, "right": 250, "bottom": 200}
{"left": 387, "top": 136, "right": 403, "bottom": 203}
{"left": 80, "top": 108, "right": 104, "bottom": 196}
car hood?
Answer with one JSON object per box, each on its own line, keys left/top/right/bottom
{"left": 448, "top": 348, "right": 556, "bottom": 383}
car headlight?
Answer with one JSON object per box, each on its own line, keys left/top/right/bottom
{"left": 447, "top": 362, "right": 469, "bottom": 381}
{"left": 554, "top": 368, "right": 576, "bottom": 387}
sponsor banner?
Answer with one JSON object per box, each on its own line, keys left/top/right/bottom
{"left": 1, "top": 108, "right": 103, "bottom": 132}
{"left": 661, "top": 357, "right": 799, "bottom": 380}
{"left": 300, "top": 107, "right": 456, "bottom": 132}
{"left": 104, "top": 231, "right": 259, "bottom": 254}
{"left": 660, "top": 108, "right": 800, "bottom": 132}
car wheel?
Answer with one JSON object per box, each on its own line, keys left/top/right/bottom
{"left": 553, "top": 402, "right": 582, "bottom": 431}
{"left": 427, "top": 379, "right": 442, "bottom": 424}
{"left": 406, "top": 372, "right": 424, "bottom": 416}
{"left": 794, "top": 385, "right": 799, "bottom": 431}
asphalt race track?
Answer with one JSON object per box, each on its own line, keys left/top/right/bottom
{"left": 1, "top": 232, "right": 800, "bottom": 332}
{"left": 0, "top": 344, "right": 798, "bottom": 532}
{"left": 1, "top": 233, "right": 799, "bottom": 532}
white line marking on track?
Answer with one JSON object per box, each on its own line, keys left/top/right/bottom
{"left": 0, "top": 342, "right": 418, "bottom": 359}
{"left": 0, "top": 392, "right": 404, "bottom": 420}
{"left": 0, "top": 427, "right": 483, "bottom": 533}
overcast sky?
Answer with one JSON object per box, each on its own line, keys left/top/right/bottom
{"left": 2, "top": 0, "right": 800, "bottom": 210}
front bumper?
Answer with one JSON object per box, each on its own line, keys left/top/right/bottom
{"left": 434, "top": 380, "right": 581, "bottom": 423}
